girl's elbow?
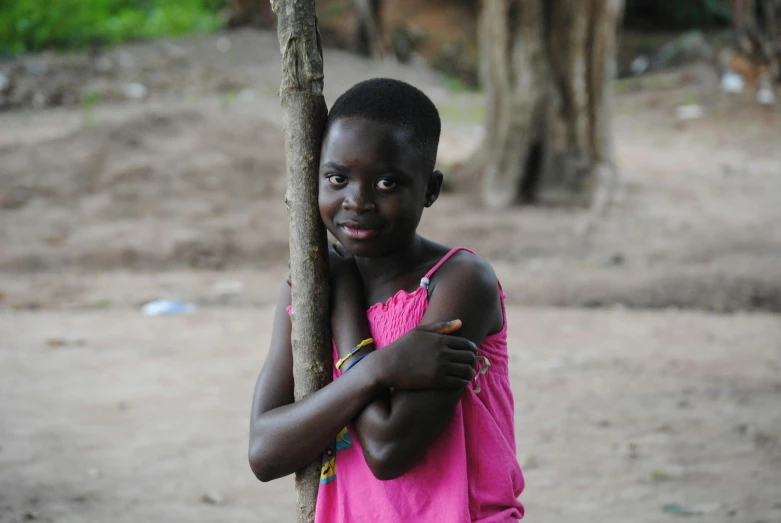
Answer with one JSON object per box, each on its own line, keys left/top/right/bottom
{"left": 248, "top": 438, "right": 281, "bottom": 483}
{"left": 249, "top": 459, "right": 274, "bottom": 483}
{"left": 367, "top": 459, "right": 402, "bottom": 481}
{"left": 249, "top": 456, "right": 280, "bottom": 483}
{"left": 370, "top": 463, "right": 405, "bottom": 481}
{"left": 364, "top": 442, "right": 407, "bottom": 481}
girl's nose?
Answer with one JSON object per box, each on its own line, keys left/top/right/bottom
{"left": 342, "top": 187, "right": 376, "bottom": 213}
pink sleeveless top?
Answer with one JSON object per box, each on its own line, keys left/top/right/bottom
{"left": 313, "top": 247, "right": 525, "bottom": 522}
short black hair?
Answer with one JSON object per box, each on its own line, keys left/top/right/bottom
{"left": 327, "top": 78, "right": 441, "bottom": 170}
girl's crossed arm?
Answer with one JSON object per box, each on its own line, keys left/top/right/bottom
{"left": 346, "top": 253, "right": 504, "bottom": 480}
{"left": 248, "top": 272, "right": 476, "bottom": 482}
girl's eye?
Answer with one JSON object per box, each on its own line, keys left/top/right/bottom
{"left": 375, "top": 178, "right": 396, "bottom": 190}
{"left": 327, "top": 174, "right": 347, "bottom": 186}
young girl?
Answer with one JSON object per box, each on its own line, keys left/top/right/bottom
{"left": 249, "top": 78, "right": 524, "bottom": 522}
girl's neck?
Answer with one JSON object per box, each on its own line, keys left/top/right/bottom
{"left": 354, "top": 234, "right": 430, "bottom": 288}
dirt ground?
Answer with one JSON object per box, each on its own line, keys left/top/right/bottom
{"left": 1, "top": 29, "right": 781, "bottom": 523}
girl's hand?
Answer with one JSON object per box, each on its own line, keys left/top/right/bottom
{"left": 328, "top": 242, "right": 363, "bottom": 306}
{"left": 328, "top": 241, "right": 371, "bottom": 363}
{"left": 378, "top": 320, "right": 477, "bottom": 390}
{"left": 329, "top": 241, "right": 352, "bottom": 262}
{"left": 329, "top": 242, "right": 360, "bottom": 283}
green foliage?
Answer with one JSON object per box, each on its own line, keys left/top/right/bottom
{"left": 0, "top": 0, "right": 223, "bottom": 55}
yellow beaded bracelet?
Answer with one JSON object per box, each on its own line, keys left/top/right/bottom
{"left": 335, "top": 338, "right": 374, "bottom": 370}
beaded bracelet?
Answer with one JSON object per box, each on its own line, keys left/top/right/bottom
{"left": 342, "top": 353, "right": 370, "bottom": 373}
{"left": 335, "top": 338, "right": 374, "bottom": 370}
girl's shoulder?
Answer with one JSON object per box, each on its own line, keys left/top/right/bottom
{"left": 425, "top": 243, "right": 498, "bottom": 288}
{"left": 426, "top": 245, "right": 500, "bottom": 302}
{"left": 423, "top": 244, "right": 505, "bottom": 337}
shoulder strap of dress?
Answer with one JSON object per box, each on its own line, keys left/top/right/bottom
{"left": 421, "top": 247, "right": 477, "bottom": 285}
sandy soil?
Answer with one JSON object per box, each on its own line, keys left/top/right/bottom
{"left": 1, "top": 308, "right": 780, "bottom": 523}
{"left": 1, "top": 29, "right": 781, "bottom": 522}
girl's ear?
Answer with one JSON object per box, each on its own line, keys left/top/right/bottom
{"left": 424, "top": 170, "right": 444, "bottom": 207}
{"left": 423, "top": 170, "right": 444, "bottom": 208}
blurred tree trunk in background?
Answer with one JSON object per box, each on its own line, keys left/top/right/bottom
{"left": 734, "top": 0, "right": 781, "bottom": 83}
{"left": 477, "top": 0, "right": 624, "bottom": 208}
{"left": 352, "top": 0, "right": 384, "bottom": 56}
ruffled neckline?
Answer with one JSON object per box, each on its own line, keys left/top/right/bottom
{"left": 364, "top": 282, "right": 508, "bottom": 341}
{"left": 366, "top": 285, "right": 427, "bottom": 315}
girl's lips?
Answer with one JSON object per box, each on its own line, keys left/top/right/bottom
{"left": 340, "top": 225, "right": 380, "bottom": 240}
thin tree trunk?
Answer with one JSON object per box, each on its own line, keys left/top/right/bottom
{"left": 271, "top": 1, "right": 331, "bottom": 522}
{"left": 476, "top": 0, "right": 624, "bottom": 208}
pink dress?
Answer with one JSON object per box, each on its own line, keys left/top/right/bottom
{"left": 315, "top": 247, "right": 525, "bottom": 522}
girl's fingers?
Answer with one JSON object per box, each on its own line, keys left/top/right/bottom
{"left": 330, "top": 242, "right": 352, "bottom": 260}
{"left": 444, "top": 336, "right": 478, "bottom": 354}
{"left": 417, "top": 319, "right": 462, "bottom": 334}
{"left": 435, "top": 319, "right": 462, "bottom": 335}
{"left": 445, "top": 348, "right": 477, "bottom": 367}
{"left": 333, "top": 242, "right": 349, "bottom": 258}
{"left": 446, "top": 363, "right": 476, "bottom": 381}
{"left": 440, "top": 376, "right": 470, "bottom": 389}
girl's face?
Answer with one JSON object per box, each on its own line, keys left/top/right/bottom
{"left": 318, "top": 117, "right": 441, "bottom": 258}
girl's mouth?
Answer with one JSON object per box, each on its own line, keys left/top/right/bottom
{"left": 340, "top": 225, "right": 380, "bottom": 240}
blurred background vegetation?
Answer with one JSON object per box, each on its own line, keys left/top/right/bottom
{"left": 0, "top": 0, "right": 223, "bottom": 54}
{"left": 0, "top": 0, "right": 735, "bottom": 56}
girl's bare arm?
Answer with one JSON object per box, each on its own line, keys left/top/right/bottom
{"left": 248, "top": 281, "right": 388, "bottom": 482}
{"left": 248, "top": 279, "right": 476, "bottom": 482}
{"left": 349, "top": 253, "right": 503, "bottom": 480}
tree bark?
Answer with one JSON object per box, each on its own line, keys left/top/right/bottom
{"left": 478, "top": 0, "right": 549, "bottom": 208}
{"left": 477, "top": 0, "right": 624, "bottom": 208}
{"left": 271, "top": 1, "right": 331, "bottom": 522}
